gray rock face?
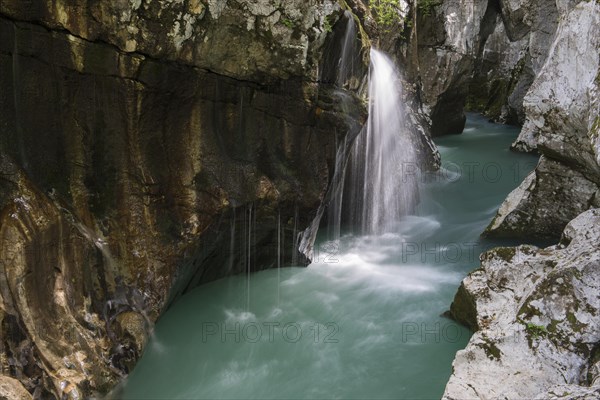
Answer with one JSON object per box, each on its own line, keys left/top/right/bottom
{"left": 416, "top": 0, "right": 581, "bottom": 132}
{"left": 486, "top": 1, "right": 600, "bottom": 240}
{"left": 484, "top": 156, "right": 600, "bottom": 240}
{"left": 536, "top": 385, "right": 600, "bottom": 400}
{"left": 513, "top": 1, "right": 600, "bottom": 156}
{"left": 468, "top": 15, "right": 533, "bottom": 124}
{"left": 445, "top": 209, "right": 600, "bottom": 400}
{"left": 416, "top": 0, "right": 493, "bottom": 135}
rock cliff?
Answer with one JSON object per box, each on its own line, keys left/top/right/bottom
{"left": 442, "top": 2, "right": 600, "bottom": 397}
{"left": 413, "top": 0, "right": 581, "bottom": 134}
{"left": 0, "top": 1, "right": 375, "bottom": 398}
{"left": 484, "top": 1, "right": 600, "bottom": 241}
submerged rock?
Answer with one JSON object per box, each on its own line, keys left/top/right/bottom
{"left": 445, "top": 209, "right": 600, "bottom": 399}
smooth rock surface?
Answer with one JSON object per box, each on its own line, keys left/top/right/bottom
{"left": 416, "top": 0, "right": 494, "bottom": 135}
{"left": 513, "top": 1, "right": 600, "bottom": 155}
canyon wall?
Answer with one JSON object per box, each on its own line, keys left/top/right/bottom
{"left": 443, "top": 1, "right": 600, "bottom": 398}
{"left": 0, "top": 1, "right": 374, "bottom": 398}
{"left": 412, "top": 0, "right": 599, "bottom": 241}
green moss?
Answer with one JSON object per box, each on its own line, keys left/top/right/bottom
{"left": 518, "top": 303, "right": 542, "bottom": 322}
{"left": 492, "top": 247, "right": 517, "bottom": 262}
{"left": 525, "top": 322, "right": 548, "bottom": 339}
{"left": 336, "top": 0, "right": 371, "bottom": 49}
{"left": 281, "top": 18, "right": 294, "bottom": 29}
{"left": 591, "top": 116, "right": 599, "bottom": 138}
{"left": 370, "top": 0, "right": 399, "bottom": 28}
{"left": 449, "top": 282, "right": 479, "bottom": 331}
{"left": 323, "top": 17, "right": 333, "bottom": 33}
{"left": 566, "top": 312, "right": 587, "bottom": 333}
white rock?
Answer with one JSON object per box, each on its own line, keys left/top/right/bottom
{"left": 445, "top": 209, "right": 600, "bottom": 399}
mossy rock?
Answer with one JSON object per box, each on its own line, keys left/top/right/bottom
{"left": 449, "top": 280, "right": 479, "bottom": 331}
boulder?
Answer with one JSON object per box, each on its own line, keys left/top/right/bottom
{"left": 445, "top": 208, "right": 600, "bottom": 399}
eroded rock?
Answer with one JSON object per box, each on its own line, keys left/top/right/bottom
{"left": 445, "top": 209, "right": 600, "bottom": 399}
{"left": 484, "top": 156, "right": 599, "bottom": 240}
{"left": 0, "top": 0, "right": 342, "bottom": 82}
{"left": 486, "top": 2, "right": 600, "bottom": 241}
{"left": 513, "top": 1, "right": 600, "bottom": 156}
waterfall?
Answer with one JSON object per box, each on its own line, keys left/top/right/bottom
{"left": 319, "top": 10, "right": 360, "bottom": 89}
{"left": 337, "top": 11, "right": 358, "bottom": 88}
{"left": 345, "top": 49, "right": 418, "bottom": 235}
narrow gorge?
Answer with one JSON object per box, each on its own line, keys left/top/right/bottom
{"left": 0, "top": 0, "right": 598, "bottom": 399}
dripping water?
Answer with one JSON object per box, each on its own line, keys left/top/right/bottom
{"left": 227, "top": 208, "right": 236, "bottom": 274}
{"left": 245, "top": 203, "right": 254, "bottom": 311}
{"left": 11, "top": 24, "right": 28, "bottom": 170}
{"left": 277, "top": 209, "right": 281, "bottom": 307}
{"left": 291, "top": 204, "right": 299, "bottom": 266}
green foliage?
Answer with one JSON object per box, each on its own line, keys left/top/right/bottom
{"left": 323, "top": 17, "right": 333, "bottom": 33}
{"left": 525, "top": 322, "right": 548, "bottom": 339}
{"left": 370, "top": 0, "right": 399, "bottom": 28}
{"left": 418, "top": 0, "right": 440, "bottom": 17}
{"left": 281, "top": 18, "right": 294, "bottom": 29}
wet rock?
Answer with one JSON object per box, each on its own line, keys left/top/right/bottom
{"left": 445, "top": 209, "right": 600, "bottom": 399}
{"left": 0, "top": 0, "right": 343, "bottom": 82}
{"left": 114, "top": 312, "right": 148, "bottom": 355}
{"left": 0, "top": 1, "right": 373, "bottom": 397}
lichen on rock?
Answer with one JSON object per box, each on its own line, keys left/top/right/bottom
{"left": 445, "top": 209, "right": 600, "bottom": 399}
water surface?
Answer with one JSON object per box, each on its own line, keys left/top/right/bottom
{"left": 119, "top": 114, "right": 538, "bottom": 399}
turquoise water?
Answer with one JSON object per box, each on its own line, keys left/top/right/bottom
{"left": 118, "top": 114, "right": 538, "bottom": 399}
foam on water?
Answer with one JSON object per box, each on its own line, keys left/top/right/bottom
{"left": 117, "top": 116, "right": 539, "bottom": 400}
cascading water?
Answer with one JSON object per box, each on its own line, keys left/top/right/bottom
{"left": 336, "top": 11, "right": 358, "bottom": 88}
{"left": 114, "top": 16, "right": 539, "bottom": 400}
{"left": 345, "top": 49, "right": 418, "bottom": 235}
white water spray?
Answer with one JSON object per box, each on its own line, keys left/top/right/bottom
{"left": 346, "top": 49, "right": 418, "bottom": 234}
